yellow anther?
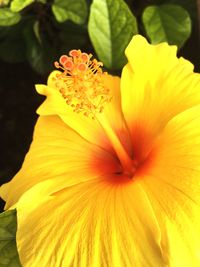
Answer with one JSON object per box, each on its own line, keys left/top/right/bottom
{"left": 54, "top": 50, "right": 111, "bottom": 118}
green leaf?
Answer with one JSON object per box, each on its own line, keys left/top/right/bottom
{"left": 168, "top": 0, "right": 197, "bottom": 20}
{"left": 142, "top": 4, "right": 192, "bottom": 49}
{"left": 0, "top": 8, "right": 21, "bottom": 26}
{"left": 52, "top": 0, "right": 87, "bottom": 24}
{"left": 0, "top": 22, "right": 27, "bottom": 63}
{"left": 0, "top": 210, "right": 22, "bottom": 267}
{"left": 88, "top": 0, "right": 138, "bottom": 70}
{"left": 10, "top": 0, "right": 34, "bottom": 12}
{"left": 23, "top": 21, "right": 57, "bottom": 74}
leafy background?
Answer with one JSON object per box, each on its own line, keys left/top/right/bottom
{"left": 0, "top": 0, "right": 199, "bottom": 264}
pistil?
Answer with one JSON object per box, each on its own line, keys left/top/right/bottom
{"left": 53, "top": 50, "right": 137, "bottom": 177}
{"left": 96, "top": 115, "right": 137, "bottom": 177}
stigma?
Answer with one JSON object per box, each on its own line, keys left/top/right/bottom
{"left": 54, "top": 49, "right": 111, "bottom": 119}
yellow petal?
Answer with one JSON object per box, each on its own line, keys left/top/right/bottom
{"left": 139, "top": 105, "right": 200, "bottom": 266}
{"left": 36, "top": 72, "right": 128, "bottom": 152}
{"left": 16, "top": 177, "right": 165, "bottom": 267}
{"left": 121, "top": 35, "right": 200, "bottom": 162}
{"left": 141, "top": 176, "right": 200, "bottom": 267}
{"left": 0, "top": 115, "right": 119, "bottom": 209}
{"left": 147, "top": 104, "right": 200, "bottom": 200}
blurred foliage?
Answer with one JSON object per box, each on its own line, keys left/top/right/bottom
{"left": 142, "top": 4, "right": 191, "bottom": 48}
{"left": 0, "top": 210, "right": 21, "bottom": 266}
{"left": 0, "top": 0, "right": 198, "bottom": 74}
{"left": 52, "top": 0, "right": 87, "bottom": 24}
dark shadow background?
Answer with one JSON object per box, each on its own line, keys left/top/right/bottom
{"left": 0, "top": 0, "right": 200, "bottom": 211}
{"left": 0, "top": 63, "right": 45, "bottom": 211}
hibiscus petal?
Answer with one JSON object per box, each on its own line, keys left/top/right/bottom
{"left": 140, "top": 105, "right": 200, "bottom": 266}
{"left": 0, "top": 115, "right": 119, "bottom": 209}
{"left": 16, "top": 177, "right": 166, "bottom": 267}
{"left": 121, "top": 35, "right": 200, "bottom": 162}
{"left": 141, "top": 176, "right": 200, "bottom": 267}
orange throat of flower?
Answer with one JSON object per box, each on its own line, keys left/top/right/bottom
{"left": 53, "top": 50, "right": 137, "bottom": 178}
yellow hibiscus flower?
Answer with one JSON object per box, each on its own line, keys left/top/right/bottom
{"left": 1, "top": 35, "right": 200, "bottom": 267}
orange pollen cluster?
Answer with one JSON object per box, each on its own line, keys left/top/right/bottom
{"left": 53, "top": 49, "right": 112, "bottom": 119}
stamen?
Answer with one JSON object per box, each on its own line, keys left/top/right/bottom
{"left": 77, "top": 63, "right": 87, "bottom": 72}
{"left": 63, "top": 60, "right": 74, "bottom": 70}
{"left": 69, "top": 49, "right": 80, "bottom": 57}
{"left": 54, "top": 50, "right": 136, "bottom": 176}
{"left": 59, "top": 55, "right": 68, "bottom": 65}
{"left": 54, "top": 50, "right": 111, "bottom": 118}
{"left": 81, "top": 53, "right": 89, "bottom": 62}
